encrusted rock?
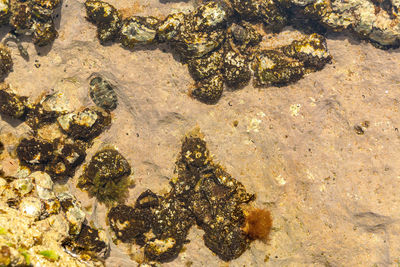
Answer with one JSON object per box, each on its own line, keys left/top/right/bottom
{"left": 57, "top": 107, "right": 111, "bottom": 141}
{"left": 230, "top": 0, "right": 287, "bottom": 31}
{"left": 252, "top": 49, "right": 305, "bottom": 86}
{"left": 191, "top": 74, "right": 224, "bottom": 104}
{"left": 187, "top": 50, "right": 223, "bottom": 81}
{"left": 57, "top": 192, "right": 86, "bottom": 235}
{"left": 62, "top": 223, "right": 110, "bottom": 261}
{"left": 222, "top": 49, "right": 251, "bottom": 88}
{"left": 16, "top": 137, "right": 54, "bottom": 169}
{"left": 19, "top": 196, "right": 43, "bottom": 219}
{"left": 85, "top": 0, "right": 122, "bottom": 43}
{"left": 108, "top": 129, "right": 263, "bottom": 263}
{"left": 0, "top": 84, "right": 27, "bottom": 119}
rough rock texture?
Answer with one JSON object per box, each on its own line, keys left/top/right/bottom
{"left": 0, "top": 0, "right": 400, "bottom": 266}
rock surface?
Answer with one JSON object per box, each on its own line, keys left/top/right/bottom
{"left": 0, "top": 0, "right": 400, "bottom": 266}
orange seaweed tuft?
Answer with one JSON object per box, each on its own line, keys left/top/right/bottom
{"left": 242, "top": 208, "right": 272, "bottom": 242}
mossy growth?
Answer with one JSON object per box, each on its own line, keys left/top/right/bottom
{"left": 78, "top": 148, "right": 132, "bottom": 205}
{"left": 39, "top": 250, "right": 59, "bottom": 261}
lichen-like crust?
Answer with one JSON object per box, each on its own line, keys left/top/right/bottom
{"left": 78, "top": 148, "right": 132, "bottom": 204}
{"left": 108, "top": 128, "right": 261, "bottom": 262}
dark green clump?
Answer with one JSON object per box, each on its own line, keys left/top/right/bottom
{"left": 78, "top": 148, "right": 132, "bottom": 204}
{"left": 16, "top": 137, "right": 86, "bottom": 179}
{"left": 16, "top": 137, "right": 54, "bottom": 168}
{"left": 62, "top": 223, "right": 109, "bottom": 261}
{"left": 0, "top": 45, "right": 12, "bottom": 78}
{"left": 25, "top": 103, "right": 61, "bottom": 130}
{"left": 57, "top": 107, "right": 112, "bottom": 141}
{"left": 108, "top": 129, "right": 258, "bottom": 262}
{"left": 0, "top": 85, "right": 27, "bottom": 119}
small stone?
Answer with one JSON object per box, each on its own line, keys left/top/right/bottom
{"left": 19, "top": 196, "right": 43, "bottom": 219}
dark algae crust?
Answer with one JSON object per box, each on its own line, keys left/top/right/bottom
{"left": 108, "top": 128, "right": 269, "bottom": 263}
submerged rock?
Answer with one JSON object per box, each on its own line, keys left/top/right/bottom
{"left": 107, "top": 128, "right": 264, "bottom": 263}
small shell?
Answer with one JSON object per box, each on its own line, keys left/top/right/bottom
{"left": 89, "top": 75, "right": 118, "bottom": 111}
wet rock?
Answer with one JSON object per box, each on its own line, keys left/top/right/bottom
{"left": 280, "top": 33, "right": 332, "bottom": 71}
{"left": 222, "top": 48, "right": 251, "bottom": 88}
{"left": 252, "top": 49, "right": 306, "bottom": 86}
{"left": 16, "top": 137, "right": 54, "bottom": 170}
{"left": 252, "top": 33, "right": 331, "bottom": 86}
{"left": 108, "top": 129, "right": 264, "bottom": 263}
{"left": 230, "top": 0, "right": 287, "bottom": 31}
{"left": 19, "top": 196, "right": 43, "bottom": 219}
{"left": 157, "top": 12, "right": 185, "bottom": 42}
{"left": 172, "top": 29, "right": 226, "bottom": 60}
{"left": 8, "top": 0, "right": 61, "bottom": 46}
{"left": 108, "top": 203, "right": 152, "bottom": 243}
{"left": 78, "top": 148, "right": 132, "bottom": 204}
{"left": 32, "top": 20, "right": 58, "bottom": 46}
{"left": 0, "top": 0, "right": 10, "bottom": 25}
{"left": 190, "top": 1, "right": 233, "bottom": 32}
